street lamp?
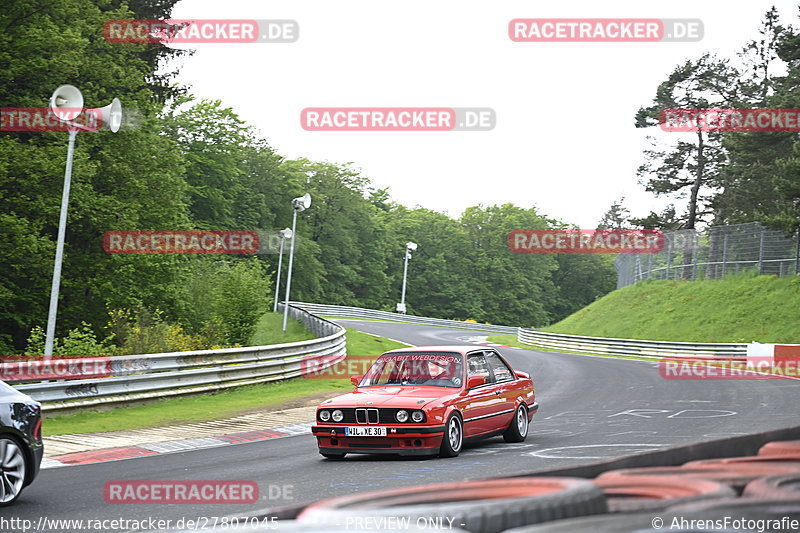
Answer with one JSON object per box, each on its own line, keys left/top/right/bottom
{"left": 272, "top": 228, "right": 293, "bottom": 313}
{"left": 397, "top": 241, "right": 418, "bottom": 314}
{"left": 44, "top": 85, "right": 122, "bottom": 359}
{"left": 282, "top": 193, "right": 311, "bottom": 331}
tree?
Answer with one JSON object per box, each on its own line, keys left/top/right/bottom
{"left": 597, "top": 197, "right": 631, "bottom": 229}
{"left": 0, "top": 0, "right": 189, "bottom": 348}
{"left": 713, "top": 8, "right": 800, "bottom": 233}
{"left": 635, "top": 54, "right": 739, "bottom": 229}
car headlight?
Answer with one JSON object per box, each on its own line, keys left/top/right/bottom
{"left": 396, "top": 410, "right": 409, "bottom": 422}
{"left": 411, "top": 410, "right": 424, "bottom": 423}
{"left": 332, "top": 409, "right": 344, "bottom": 422}
{"left": 319, "top": 410, "right": 330, "bottom": 422}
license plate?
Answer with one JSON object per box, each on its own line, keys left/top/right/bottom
{"left": 345, "top": 426, "right": 387, "bottom": 437}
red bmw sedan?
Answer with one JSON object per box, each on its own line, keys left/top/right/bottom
{"left": 311, "top": 346, "right": 537, "bottom": 459}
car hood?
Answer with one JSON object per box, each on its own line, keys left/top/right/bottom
{"left": 321, "top": 386, "right": 454, "bottom": 408}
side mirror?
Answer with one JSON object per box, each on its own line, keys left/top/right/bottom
{"left": 350, "top": 375, "right": 362, "bottom": 387}
{"left": 467, "top": 375, "right": 486, "bottom": 388}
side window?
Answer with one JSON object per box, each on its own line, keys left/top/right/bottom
{"left": 467, "top": 352, "right": 492, "bottom": 384}
{"left": 485, "top": 351, "right": 513, "bottom": 383}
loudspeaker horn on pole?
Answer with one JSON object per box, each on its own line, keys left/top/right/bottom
{"left": 299, "top": 193, "right": 312, "bottom": 209}
{"left": 49, "top": 85, "right": 84, "bottom": 121}
{"left": 87, "top": 98, "right": 123, "bottom": 132}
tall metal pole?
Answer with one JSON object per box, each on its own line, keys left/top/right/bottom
{"left": 399, "top": 249, "right": 410, "bottom": 312}
{"left": 44, "top": 129, "right": 78, "bottom": 359}
{"left": 272, "top": 236, "right": 286, "bottom": 313}
{"left": 282, "top": 209, "right": 298, "bottom": 332}
{"left": 795, "top": 230, "right": 800, "bottom": 276}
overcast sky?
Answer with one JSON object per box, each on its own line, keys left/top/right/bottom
{"left": 168, "top": 0, "right": 799, "bottom": 227}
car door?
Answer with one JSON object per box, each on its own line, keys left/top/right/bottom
{"left": 482, "top": 350, "right": 517, "bottom": 431}
{"left": 461, "top": 351, "right": 505, "bottom": 437}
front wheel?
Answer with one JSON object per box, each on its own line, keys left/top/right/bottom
{"left": 503, "top": 404, "right": 528, "bottom": 443}
{"left": 439, "top": 413, "right": 463, "bottom": 457}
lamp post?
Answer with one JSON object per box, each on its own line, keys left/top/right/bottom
{"left": 272, "top": 228, "right": 293, "bottom": 313}
{"left": 44, "top": 85, "right": 121, "bottom": 359}
{"left": 282, "top": 193, "right": 311, "bottom": 332}
{"left": 397, "top": 241, "right": 417, "bottom": 314}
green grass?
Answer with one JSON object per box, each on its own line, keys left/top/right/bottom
{"left": 43, "top": 328, "right": 408, "bottom": 436}
{"left": 542, "top": 273, "right": 800, "bottom": 343}
{"left": 250, "top": 312, "right": 316, "bottom": 345}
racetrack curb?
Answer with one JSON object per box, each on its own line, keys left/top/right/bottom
{"left": 41, "top": 422, "right": 312, "bottom": 469}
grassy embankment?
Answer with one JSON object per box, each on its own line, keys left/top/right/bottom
{"left": 489, "top": 273, "right": 800, "bottom": 348}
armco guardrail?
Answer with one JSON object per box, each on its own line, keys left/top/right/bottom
{"left": 291, "top": 302, "right": 518, "bottom": 334}
{"left": 517, "top": 328, "right": 748, "bottom": 359}
{"left": 6, "top": 304, "right": 345, "bottom": 411}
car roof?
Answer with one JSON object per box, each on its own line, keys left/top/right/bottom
{"left": 382, "top": 345, "right": 487, "bottom": 355}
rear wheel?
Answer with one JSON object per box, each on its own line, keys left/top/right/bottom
{"left": 503, "top": 404, "right": 528, "bottom": 443}
{"left": 0, "top": 437, "right": 27, "bottom": 506}
{"left": 439, "top": 413, "right": 463, "bottom": 457}
{"left": 320, "top": 453, "right": 346, "bottom": 461}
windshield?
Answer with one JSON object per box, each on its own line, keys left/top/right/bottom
{"left": 360, "top": 352, "right": 464, "bottom": 388}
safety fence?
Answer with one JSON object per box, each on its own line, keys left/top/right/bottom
{"left": 290, "top": 302, "right": 519, "bottom": 334}
{"left": 616, "top": 222, "right": 800, "bottom": 288}
{"left": 517, "top": 328, "right": 747, "bottom": 359}
{"left": 5, "top": 304, "right": 346, "bottom": 411}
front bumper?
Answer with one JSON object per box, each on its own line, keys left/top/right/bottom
{"left": 312, "top": 424, "right": 445, "bottom": 456}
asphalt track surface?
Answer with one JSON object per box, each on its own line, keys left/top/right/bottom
{"left": 6, "top": 319, "right": 800, "bottom": 531}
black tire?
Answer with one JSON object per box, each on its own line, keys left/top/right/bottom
{"left": 0, "top": 436, "right": 28, "bottom": 507}
{"left": 744, "top": 473, "right": 800, "bottom": 498}
{"left": 320, "top": 453, "right": 346, "bottom": 461}
{"left": 503, "top": 404, "right": 528, "bottom": 443}
{"left": 593, "top": 475, "right": 735, "bottom": 512}
{"left": 439, "top": 412, "right": 463, "bottom": 458}
{"left": 298, "top": 477, "right": 607, "bottom": 533}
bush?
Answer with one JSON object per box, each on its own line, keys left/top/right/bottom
{"left": 210, "top": 260, "right": 271, "bottom": 345}
{"left": 24, "top": 323, "right": 113, "bottom": 356}
{"left": 175, "top": 258, "right": 272, "bottom": 346}
{"left": 107, "top": 308, "right": 222, "bottom": 355}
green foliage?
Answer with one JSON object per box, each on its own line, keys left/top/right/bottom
{"left": 635, "top": 7, "right": 800, "bottom": 233}
{"left": 25, "top": 323, "right": 112, "bottom": 356}
{"left": 211, "top": 260, "right": 272, "bottom": 345}
{"left": 0, "top": 2, "right": 621, "bottom": 351}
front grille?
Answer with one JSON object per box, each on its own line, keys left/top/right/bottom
{"left": 317, "top": 407, "right": 427, "bottom": 424}
{"left": 355, "top": 408, "right": 379, "bottom": 424}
